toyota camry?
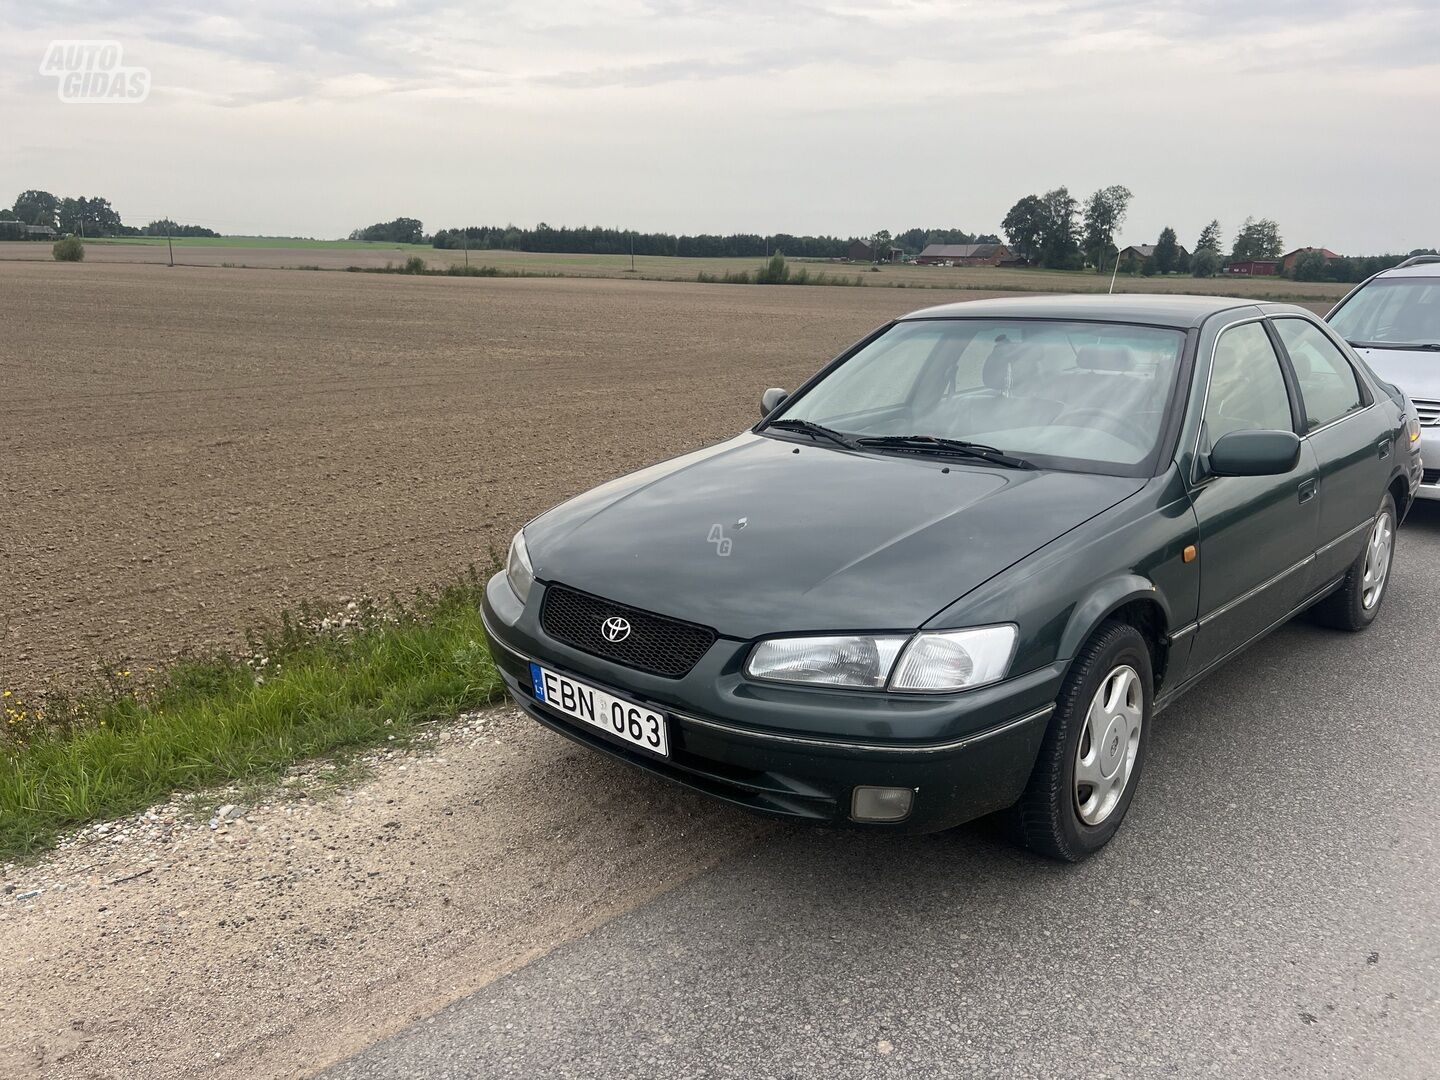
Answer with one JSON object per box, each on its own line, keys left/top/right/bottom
{"left": 482, "top": 295, "right": 1422, "bottom": 860}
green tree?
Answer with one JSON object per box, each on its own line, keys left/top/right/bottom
{"left": 352, "top": 216, "right": 426, "bottom": 244}
{"left": 1152, "top": 226, "right": 1180, "bottom": 274}
{"left": 869, "top": 229, "right": 892, "bottom": 262}
{"left": 1190, "top": 249, "right": 1222, "bottom": 277}
{"left": 1292, "top": 250, "right": 1328, "bottom": 281}
{"left": 755, "top": 251, "right": 791, "bottom": 284}
{"left": 1195, "top": 219, "right": 1222, "bottom": 255}
{"left": 14, "top": 190, "right": 60, "bottom": 228}
{"left": 52, "top": 236, "right": 84, "bottom": 261}
{"left": 1002, "top": 194, "right": 1045, "bottom": 264}
{"left": 1232, "top": 216, "right": 1283, "bottom": 260}
{"left": 1037, "top": 187, "right": 1082, "bottom": 268}
{"left": 1081, "top": 185, "right": 1132, "bottom": 270}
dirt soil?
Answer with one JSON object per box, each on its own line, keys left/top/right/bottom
{"left": 1, "top": 262, "right": 991, "bottom": 690}
{"left": 0, "top": 705, "right": 773, "bottom": 1078}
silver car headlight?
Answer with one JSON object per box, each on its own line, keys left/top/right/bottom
{"left": 745, "top": 635, "right": 907, "bottom": 689}
{"left": 505, "top": 530, "right": 534, "bottom": 605}
{"left": 888, "top": 626, "right": 1017, "bottom": 692}
{"left": 745, "top": 625, "right": 1016, "bottom": 692}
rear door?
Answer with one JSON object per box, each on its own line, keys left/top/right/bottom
{"left": 1270, "top": 316, "right": 1389, "bottom": 584}
{"left": 1187, "top": 318, "right": 1320, "bottom": 674}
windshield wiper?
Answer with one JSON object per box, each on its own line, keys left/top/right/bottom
{"left": 856, "top": 434, "right": 1037, "bottom": 470}
{"left": 764, "top": 418, "right": 859, "bottom": 450}
{"left": 1349, "top": 340, "right": 1440, "bottom": 351}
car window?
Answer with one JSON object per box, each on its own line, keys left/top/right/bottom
{"left": 770, "top": 318, "right": 1187, "bottom": 475}
{"left": 1272, "top": 318, "right": 1364, "bottom": 430}
{"left": 799, "top": 323, "right": 941, "bottom": 415}
{"left": 1328, "top": 278, "right": 1440, "bottom": 347}
{"left": 1203, "top": 321, "right": 1293, "bottom": 442}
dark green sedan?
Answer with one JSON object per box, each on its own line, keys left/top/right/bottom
{"left": 482, "top": 295, "right": 1424, "bottom": 860}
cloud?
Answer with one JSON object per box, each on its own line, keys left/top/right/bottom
{"left": 0, "top": 0, "right": 1436, "bottom": 250}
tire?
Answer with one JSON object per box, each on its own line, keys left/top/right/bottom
{"left": 1015, "top": 621, "right": 1152, "bottom": 862}
{"left": 1308, "top": 493, "right": 1396, "bottom": 632}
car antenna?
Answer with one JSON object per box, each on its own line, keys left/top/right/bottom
{"left": 1108, "top": 247, "right": 1122, "bottom": 294}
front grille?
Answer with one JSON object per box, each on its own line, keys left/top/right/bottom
{"left": 1423, "top": 468, "right": 1440, "bottom": 487}
{"left": 539, "top": 584, "right": 717, "bottom": 678}
{"left": 1415, "top": 397, "right": 1440, "bottom": 427}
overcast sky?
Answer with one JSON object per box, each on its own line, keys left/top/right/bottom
{"left": 2, "top": 1, "right": 1437, "bottom": 252}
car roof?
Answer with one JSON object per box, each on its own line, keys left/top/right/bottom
{"left": 896, "top": 293, "right": 1311, "bottom": 329}
{"left": 1372, "top": 258, "right": 1440, "bottom": 279}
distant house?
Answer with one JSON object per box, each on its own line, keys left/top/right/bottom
{"left": 1225, "top": 259, "right": 1280, "bottom": 276}
{"left": 0, "top": 221, "right": 55, "bottom": 241}
{"left": 1117, "top": 243, "right": 1190, "bottom": 268}
{"left": 847, "top": 240, "right": 903, "bottom": 263}
{"left": 915, "top": 243, "right": 1011, "bottom": 266}
{"left": 1280, "top": 247, "right": 1342, "bottom": 274}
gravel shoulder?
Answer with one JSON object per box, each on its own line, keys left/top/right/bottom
{"left": 0, "top": 705, "right": 769, "bottom": 1079}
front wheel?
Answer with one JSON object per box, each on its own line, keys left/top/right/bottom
{"left": 1309, "top": 493, "right": 1396, "bottom": 631}
{"left": 1014, "top": 621, "right": 1152, "bottom": 861}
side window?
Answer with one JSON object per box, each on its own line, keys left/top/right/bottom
{"left": 1272, "top": 318, "right": 1365, "bottom": 430}
{"left": 1203, "top": 321, "right": 1294, "bottom": 442}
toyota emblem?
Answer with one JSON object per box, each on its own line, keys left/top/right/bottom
{"left": 601, "top": 616, "right": 632, "bottom": 643}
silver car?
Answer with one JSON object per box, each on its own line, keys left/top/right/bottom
{"left": 1328, "top": 255, "right": 1440, "bottom": 500}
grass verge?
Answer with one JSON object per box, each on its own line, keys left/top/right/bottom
{"left": 0, "top": 570, "right": 504, "bottom": 862}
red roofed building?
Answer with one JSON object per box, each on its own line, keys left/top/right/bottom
{"left": 1280, "top": 247, "right": 1342, "bottom": 274}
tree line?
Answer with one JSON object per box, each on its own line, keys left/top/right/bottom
{"left": 7, "top": 185, "right": 1429, "bottom": 282}
{"left": 999, "top": 186, "right": 1433, "bottom": 282}
{"left": 426, "top": 223, "right": 998, "bottom": 259}
{"left": 2, "top": 190, "right": 217, "bottom": 238}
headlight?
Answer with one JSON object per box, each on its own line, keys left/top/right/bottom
{"left": 889, "top": 626, "right": 1017, "bottom": 692}
{"left": 745, "top": 635, "right": 906, "bottom": 689}
{"left": 1406, "top": 415, "right": 1422, "bottom": 444}
{"left": 505, "top": 530, "right": 534, "bottom": 605}
{"left": 745, "top": 625, "right": 1016, "bottom": 692}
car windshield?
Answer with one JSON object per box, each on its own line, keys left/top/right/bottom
{"left": 1329, "top": 278, "right": 1440, "bottom": 348}
{"left": 766, "top": 318, "right": 1187, "bottom": 474}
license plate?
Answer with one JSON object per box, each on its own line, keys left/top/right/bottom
{"left": 529, "top": 662, "right": 669, "bottom": 757}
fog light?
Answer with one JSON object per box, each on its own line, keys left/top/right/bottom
{"left": 851, "top": 786, "right": 914, "bottom": 823}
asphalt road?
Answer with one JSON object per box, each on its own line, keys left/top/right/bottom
{"left": 326, "top": 502, "right": 1440, "bottom": 1080}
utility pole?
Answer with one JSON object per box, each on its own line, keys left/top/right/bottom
{"left": 165, "top": 216, "right": 174, "bottom": 267}
{"left": 629, "top": 230, "right": 635, "bottom": 272}
{"left": 463, "top": 227, "right": 468, "bottom": 268}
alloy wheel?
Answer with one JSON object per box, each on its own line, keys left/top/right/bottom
{"left": 1074, "top": 663, "right": 1143, "bottom": 826}
{"left": 1361, "top": 509, "right": 1394, "bottom": 611}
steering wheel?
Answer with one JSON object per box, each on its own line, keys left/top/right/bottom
{"left": 1053, "top": 407, "right": 1150, "bottom": 450}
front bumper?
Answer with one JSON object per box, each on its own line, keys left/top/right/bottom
{"left": 482, "top": 573, "right": 1059, "bottom": 833}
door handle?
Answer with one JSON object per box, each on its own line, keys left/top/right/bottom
{"left": 1298, "top": 478, "right": 1317, "bottom": 504}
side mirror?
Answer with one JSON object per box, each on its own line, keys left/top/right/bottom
{"left": 760, "top": 387, "right": 789, "bottom": 419}
{"left": 1209, "top": 429, "right": 1301, "bottom": 477}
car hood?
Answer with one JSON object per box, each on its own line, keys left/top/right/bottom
{"left": 1353, "top": 346, "right": 1440, "bottom": 401}
{"left": 525, "top": 434, "right": 1144, "bottom": 638}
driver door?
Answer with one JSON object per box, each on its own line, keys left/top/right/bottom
{"left": 1187, "top": 319, "right": 1320, "bottom": 673}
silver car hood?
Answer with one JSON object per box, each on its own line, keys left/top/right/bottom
{"left": 1354, "top": 346, "right": 1440, "bottom": 402}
